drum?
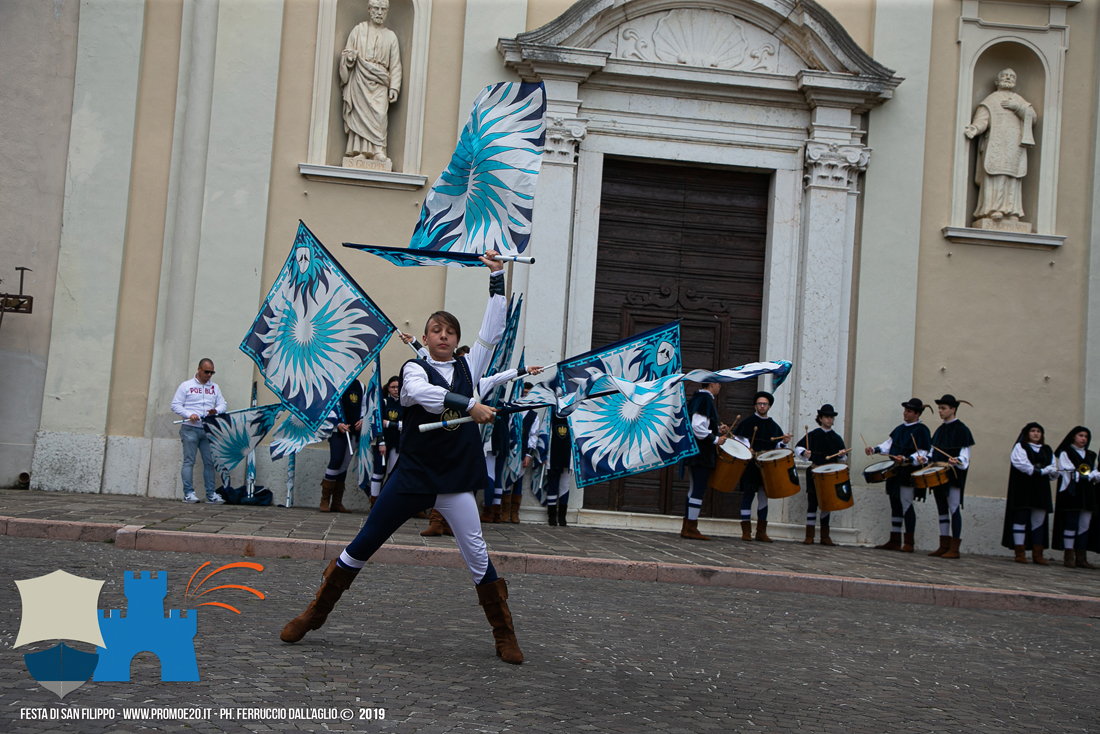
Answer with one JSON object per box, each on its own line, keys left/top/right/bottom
{"left": 912, "top": 464, "right": 949, "bottom": 490}
{"left": 757, "top": 448, "right": 800, "bottom": 499}
{"left": 708, "top": 440, "right": 753, "bottom": 493}
{"left": 812, "top": 463, "right": 854, "bottom": 512}
{"left": 863, "top": 459, "right": 897, "bottom": 484}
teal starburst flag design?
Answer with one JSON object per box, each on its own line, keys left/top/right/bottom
{"left": 241, "top": 221, "right": 397, "bottom": 432}
{"left": 551, "top": 323, "right": 691, "bottom": 488}
{"left": 358, "top": 357, "right": 383, "bottom": 491}
{"left": 269, "top": 411, "right": 337, "bottom": 462}
{"left": 407, "top": 81, "right": 545, "bottom": 261}
{"left": 504, "top": 350, "right": 527, "bottom": 487}
{"left": 203, "top": 405, "right": 283, "bottom": 474}
{"left": 480, "top": 294, "right": 523, "bottom": 444}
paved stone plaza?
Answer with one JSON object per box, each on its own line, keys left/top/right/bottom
{"left": 2, "top": 535, "right": 1098, "bottom": 733}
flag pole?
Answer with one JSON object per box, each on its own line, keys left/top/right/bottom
{"left": 247, "top": 382, "right": 258, "bottom": 499}
{"left": 286, "top": 452, "right": 295, "bottom": 508}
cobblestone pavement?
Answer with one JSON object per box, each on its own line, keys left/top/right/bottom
{"left": 1, "top": 537, "right": 1097, "bottom": 733}
{"left": 2, "top": 490, "right": 1100, "bottom": 600}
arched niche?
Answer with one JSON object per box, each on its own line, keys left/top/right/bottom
{"left": 965, "top": 41, "right": 1046, "bottom": 232}
{"left": 301, "top": 0, "right": 431, "bottom": 189}
{"left": 946, "top": 2, "right": 1070, "bottom": 246}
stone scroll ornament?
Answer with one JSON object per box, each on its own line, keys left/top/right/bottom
{"left": 241, "top": 221, "right": 397, "bottom": 433}
{"left": 343, "top": 81, "right": 547, "bottom": 267}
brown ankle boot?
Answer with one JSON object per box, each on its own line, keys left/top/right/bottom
{"left": 942, "top": 537, "right": 961, "bottom": 559}
{"left": 755, "top": 519, "right": 773, "bottom": 543}
{"left": 369, "top": 494, "right": 378, "bottom": 508}
{"left": 501, "top": 495, "right": 513, "bottom": 523}
{"left": 280, "top": 559, "right": 357, "bottom": 643}
{"left": 476, "top": 579, "right": 524, "bottom": 664}
{"left": 420, "top": 509, "right": 446, "bottom": 537}
{"left": 1076, "top": 550, "right": 1095, "bottom": 569}
{"left": 680, "top": 518, "right": 711, "bottom": 541}
{"left": 900, "top": 532, "right": 915, "bottom": 552}
{"left": 509, "top": 494, "right": 521, "bottom": 523}
{"left": 319, "top": 478, "right": 336, "bottom": 512}
{"left": 803, "top": 525, "right": 815, "bottom": 545}
{"left": 875, "top": 532, "right": 902, "bottom": 550}
{"left": 330, "top": 481, "right": 351, "bottom": 513}
{"left": 1063, "top": 548, "right": 1076, "bottom": 568}
{"left": 1032, "top": 545, "right": 1048, "bottom": 565}
{"left": 1014, "top": 545, "right": 1027, "bottom": 563}
{"left": 492, "top": 504, "right": 503, "bottom": 523}
{"left": 819, "top": 524, "right": 835, "bottom": 546}
{"left": 928, "top": 535, "right": 950, "bottom": 557}
{"left": 480, "top": 504, "right": 495, "bottom": 523}
{"left": 741, "top": 521, "right": 753, "bottom": 541}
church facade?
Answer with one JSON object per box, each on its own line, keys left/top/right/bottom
{"left": 2, "top": 0, "right": 1098, "bottom": 555}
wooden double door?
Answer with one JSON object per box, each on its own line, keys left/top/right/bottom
{"left": 582, "top": 157, "right": 769, "bottom": 519}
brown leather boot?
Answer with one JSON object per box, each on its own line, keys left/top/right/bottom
{"left": 1076, "top": 550, "right": 1095, "bottom": 569}
{"left": 330, "top": 481, "right": 351, "bottom": 513}
{"left": 1063, "top": 548, "right": 1076, "bottom": 568}
{"left": 1032, "top": 545, "right": 1048, "bottom": 565}
{"left": 680, "top": 518, "right": 711, "bottom": 541}
{"left": 480, "top": 504, "right": 495, "bottom": 523}
{"left": 1014, "top": 545, "right": 1027, "bottom": 563}
{"left": 280, "top": 559, "right": 357, "bottom": 643}
{"left": 319, "top": 478, "right": 336, "bottom": 512}
{"left": 741, "top": 521, "right": 753, "bottom": 541}
{"left": 875, "top": 532, "right": 901, "bottom": 550}
{"left": 509, "top": 494, "right": 521, "bottom": 523}
{"left": 492, "top": 504, "right": 503, "bottom": 523}
{"left": 476, "top": 579, "right": 524, "bottom": 664}
{"left": 500, "top": 495, "right": 513, "bottom": 523}
{"left": 928, "top": 535, "right": 950, "bottom": 557}
{"left": 420, "top": 509, "right": 446, "bottom": 537}
{"left": 900, "top": 532, "right": 915, "bottom": 552}
{"left": 755, "top": 519, "right": 773, "bottom": 543}
{"left": 369, "top": 494, "right": 377, "bottom": 508}
{"left": 803, "top": 525, "right": 815, "bottom": 545}
{"left": 942, "top": 537, "right": 961, "bottom": 559}
{"left": 819, "top": 524, "right": 836, "bottom": 547}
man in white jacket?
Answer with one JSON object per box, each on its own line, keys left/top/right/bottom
{"left": 170, "top": 358, "right": 227, "bottom": 503}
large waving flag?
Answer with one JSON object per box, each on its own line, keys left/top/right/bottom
{"left": 357, "top": 357, "right": 384, "bottom": 491}
{"left": 241, "top": 221, "right": 396, "bottom": 432}
{"left": 552, "top": 323, "right": 692, "bottom": 488}
{"left": 203, "top": 405, "right": 283, "bottom": 474}
{"left": 503, "top": 351, "right": 527, "bottom": 487}
{"left": 269, "top": 411, "right": 337, "bottom": 462}
{"left": 344, "top": 82, "right": 546, "bottom": 268}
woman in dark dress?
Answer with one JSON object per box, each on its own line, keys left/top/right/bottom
{"left": 1051, "top": 426, "right": 1100, "bottom": 569}
{"left": 1000, "top": 422, "right": 1057, "bottom": 565}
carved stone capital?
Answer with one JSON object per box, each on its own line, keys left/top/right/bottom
{"left": 803, "top": 141, "right": 870, "bottom": 190}
{"left": 545, "top": 116, "right": 588, "bottom": 165}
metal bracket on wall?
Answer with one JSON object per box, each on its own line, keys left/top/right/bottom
{"left": 0, "top": 267, "right": 33, "bottom": 332}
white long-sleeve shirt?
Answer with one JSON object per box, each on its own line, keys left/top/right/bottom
{"left": 171, "top": 377, "right": 227, "bottom": 426}
{"left": 1011, "top": 442, "right": 1053, "bottom": 476}
{"left": 401, "top": 272, "right": 507, "bottom": 413}
{"left": 1056, "top": 448, "right": 1100, "bottom": 490}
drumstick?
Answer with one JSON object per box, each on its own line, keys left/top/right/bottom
{"left": 860, "top": 433, "right": 870, "bottom": 451}
{"left": 930, "top": 445, "right": 960, "bottom": 479}
{"left": 721, "top": 415, "right": 741, "bottom": 438}
{"left": 750, "top": 427, "right": 758, "bottom": 455}
{"left": 825, "top": 450, "right": 848, "bottom": 460}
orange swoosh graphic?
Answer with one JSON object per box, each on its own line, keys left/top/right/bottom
{"left": 197, "top": 602, "right": 240, "bottom": 614}
{"left": 196, "top": 584, "right": 265, "bottom": 600}
{"left": 193, "top": 562, "right": 265, "bottom": 596}
{"left": 185, "top": 562, "right": 211, "bottom": 600}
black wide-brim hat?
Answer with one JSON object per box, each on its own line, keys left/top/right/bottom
{"left": 817, "top": 404, "right": 838, "bottom": 417}
{"left": 934, "top": 394, "right": 959, "bottom": 408}
{"left": 900, "top": 398, "right": 926, "bottom": 413}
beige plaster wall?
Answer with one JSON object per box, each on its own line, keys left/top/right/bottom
{"left": 526, "top": 0, "right": 574, "bottom": 31}
{"left": 912, "top": 0, "right": 1100, "bottom": 499}
{"left": 106, "top": 0, "right": 184, "bottom": 438}
{"left": 0, "top": 0, "right": 80, "bottom": 486}
{"left": 816, "top": 0, "right": 875, "bottom": 55}
{"left": 257, "top": 0, "right": 468, "bottom": 403}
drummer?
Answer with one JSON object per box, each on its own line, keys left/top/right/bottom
{"left": 680, "top": 382, "right": 728, "bottom": 541}
{"left": 864, "top": 398, "right": 931, "bottom": 553}
{"left": 794, "top": 404, "right": 850, "bottom": 546}
{"left": 733, "top": 391, "right": 791, "bottom": 542}
{"left": 928, "top": 394, "right": 975, "bottom": 560}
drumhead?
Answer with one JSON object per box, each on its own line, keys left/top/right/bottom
{"left": 865, "top": 460, "right": 896, "bottom": 473}
{"left": 812, "top": 463, "right": 848, "bottom": 474}
{"left": 912, "top": 465, "right": 944, "bottom": 476}
{"left": 758, "top": 449, "right": 793, "bottom": 462}
{"left": 719, "top": 440, "right": 753, "bottom": 460}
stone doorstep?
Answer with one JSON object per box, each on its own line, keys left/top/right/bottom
{"left": 1, "top": 516, "right": 1096, "bottom": 618}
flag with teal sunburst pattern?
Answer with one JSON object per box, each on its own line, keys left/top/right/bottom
{"left": 203, "top": 405, "right": 283, "bottom": 475}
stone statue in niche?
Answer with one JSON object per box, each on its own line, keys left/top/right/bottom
{"left": 964, "top": 68, "right": 1037, "bottom": 232}
{"left": 340, "top": 0, "right": 402, "bottom": 171}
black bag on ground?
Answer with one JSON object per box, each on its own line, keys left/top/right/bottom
{"left": 223, "top": 485, "right": 273, "bottom": 506}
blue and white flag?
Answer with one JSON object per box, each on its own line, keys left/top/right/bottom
{"left": 484, "top": 294, "right": 522, "bottom": 403}
{"left": 241, "top": 221, "right": 397, "bottom": 432}
{"left": 551, "top": 323, "right": 692, "bottom": 488}
{"left": 503, "top": 351, "right": 527, "bottom": 487}
{"left": 358, "top": 357, "right": 384, "bottom": 491}
{"left": 341, "top": 245, "right": 493, "bottom": 268}
{"left": 408, "top": 81, "right": 545, "bottom": 262}
{"left": 203, "top": 405, "right": 283, "bottom": 474}
{"left": 269, "top": 411, "right": 337, "bottom": 462}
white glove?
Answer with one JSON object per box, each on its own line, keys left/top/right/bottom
{"left": 1089, "top": 470, "right": 1100, "bottom": 483}
{"left": 1040, "top": 465, "right": 1057, "bottom": 477}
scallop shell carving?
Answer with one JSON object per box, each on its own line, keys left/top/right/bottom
{"left": 651, "top": 9, "right": 747, "bottom": 70}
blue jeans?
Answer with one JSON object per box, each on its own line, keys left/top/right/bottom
{"left": 180, "top": 426, "right": 215, "bottom": 497}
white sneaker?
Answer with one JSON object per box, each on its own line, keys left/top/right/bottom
{"left": 206, "top": 495, "right": 225, "bottom": 504}
{"left": 183, "top": 493, "right": 200, "bottom": 504}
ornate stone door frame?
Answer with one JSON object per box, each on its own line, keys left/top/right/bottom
{"left": 499, "top": 0, "right": 898, "bottom": 506}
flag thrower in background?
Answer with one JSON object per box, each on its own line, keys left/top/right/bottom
{"left": 343, "top": 81, "right": 546, "bottom": 268}
{"left": 358, "top": 356, "right": 384, "bottom": 493}
{"left": 241, "top": 221, "right": 397, "bottom": 432}
{"left": 479, "top": 294, "right": 523, "bottom": 446}
{"left": 202, "top": 405, "right": 283, "bottom": 476}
